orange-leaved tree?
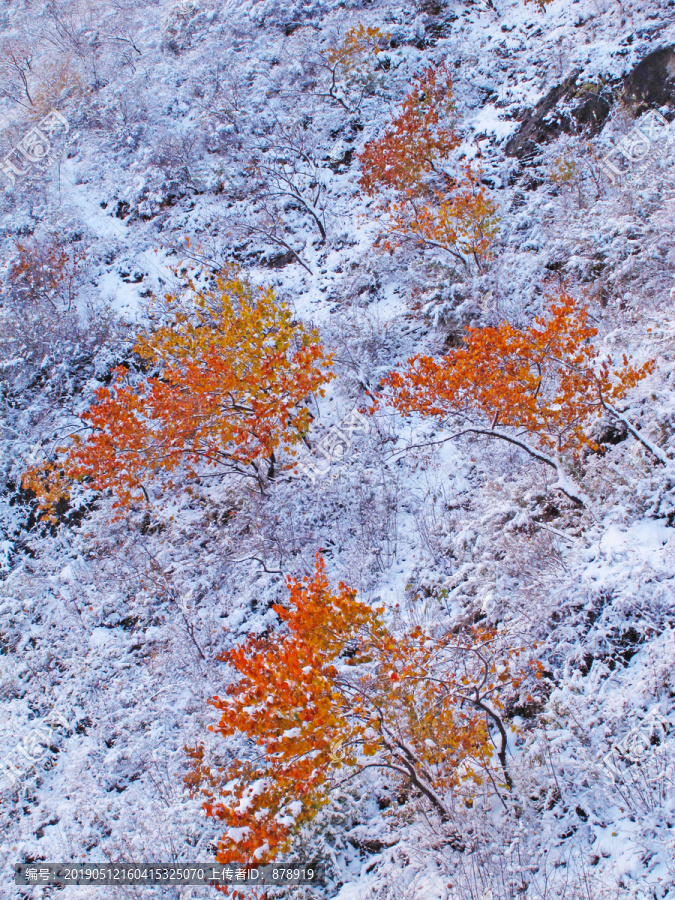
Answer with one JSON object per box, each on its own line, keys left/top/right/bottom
{"left": 382, "top": 289, "right": 662, "bottom": 505}
{"left": 185, "top": 554, "right": 526, "bottom": 865}
{"left": 358, "top": 63, "right": 499, "bottom": 272}
{"left": 359, "top": 62, "right": 458, "bottom": 194}
{"left": 23, "top": 268, "right": 334, "bottom": 513}
{"left": 5, "top": 234, "right": 86, "bottom": 312}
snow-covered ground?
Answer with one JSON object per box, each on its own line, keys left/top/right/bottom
{"left": 1, "top": 0, "right": 675, "bottom": 896}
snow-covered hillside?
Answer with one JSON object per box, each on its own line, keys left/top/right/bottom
{"left": 1, "top": 0, "right": 675, "bottom": 897}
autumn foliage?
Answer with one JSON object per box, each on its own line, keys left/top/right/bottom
{"left": 358, "top": 64, "right": 498, "bottom": 271}
{"left": 4, "top": 235, "right": 86, "bottom": 312}
{"left": 23, "top": 269, "right": 334, "bottom": 513}
{"left": 382, "top": 289, "right": 654, "bottom": 463}
{"left": 359, "top": 63, "right": 458, "bottom": 193}
{"left": 324, "top": 23, "right": 390, "bottom": 75}
{"left": 186, "top": 554, "right": 525, "bottom": 865}
{"left": 306, "top": 23, "right": 392, "bottom": 115}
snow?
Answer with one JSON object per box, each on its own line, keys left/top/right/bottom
{"left": 469, "top": 104, "right": 520, "bottom": 140}
{"left": 599, "top": 518, "right": 674, "bottom": 559}
{"left": 0, "top": 0, "right": 674, "bottom": 896}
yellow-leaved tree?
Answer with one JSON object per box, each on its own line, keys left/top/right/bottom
{"left": 23, "top": 268, "right": 334, "bottom": 514}
{"left": 319, "top": 23, "right": 391, "bottom": 112}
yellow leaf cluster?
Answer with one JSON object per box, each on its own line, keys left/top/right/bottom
{"left": 23, "top": 268, "right": 334, "bottom": 515}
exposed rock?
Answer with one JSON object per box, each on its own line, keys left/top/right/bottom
{"left": 505, "top": 70, "right": 613, "bottom": 159}
{"left": 505, "top": 46, "right": 675, "bottom": 159}
{"left": 623, "top": 45, "right": 675, "bottom": 112}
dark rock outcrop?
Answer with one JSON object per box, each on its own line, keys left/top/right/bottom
{"left": 623, "top": 46, "right": 675, "bottom": 112}
{"left": 505, "top": 70, "right": 612, "bottom": 159}
{"left": 505, "top": 46, "right": 675, "bottom": 160}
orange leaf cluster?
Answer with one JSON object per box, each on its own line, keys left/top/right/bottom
{"left": 358, "top": 64, "right": 498, "bottom": 271}
{"left": 383, "top": 289, "right": 654, "bottom": 456}
{"left": 384, "top": 172, "right": 500, "bottom": 271}
{"left": 359, "top": 63, "right": 458, "bottom": 195}
{"left": 5, "top": 235, "right": 85, "bottom": 311}
{"left": 23, "top": 269, "right": 334, "bottom": 513}
{"left": 187, "top": 554, "right": 524, "bottom": 865}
